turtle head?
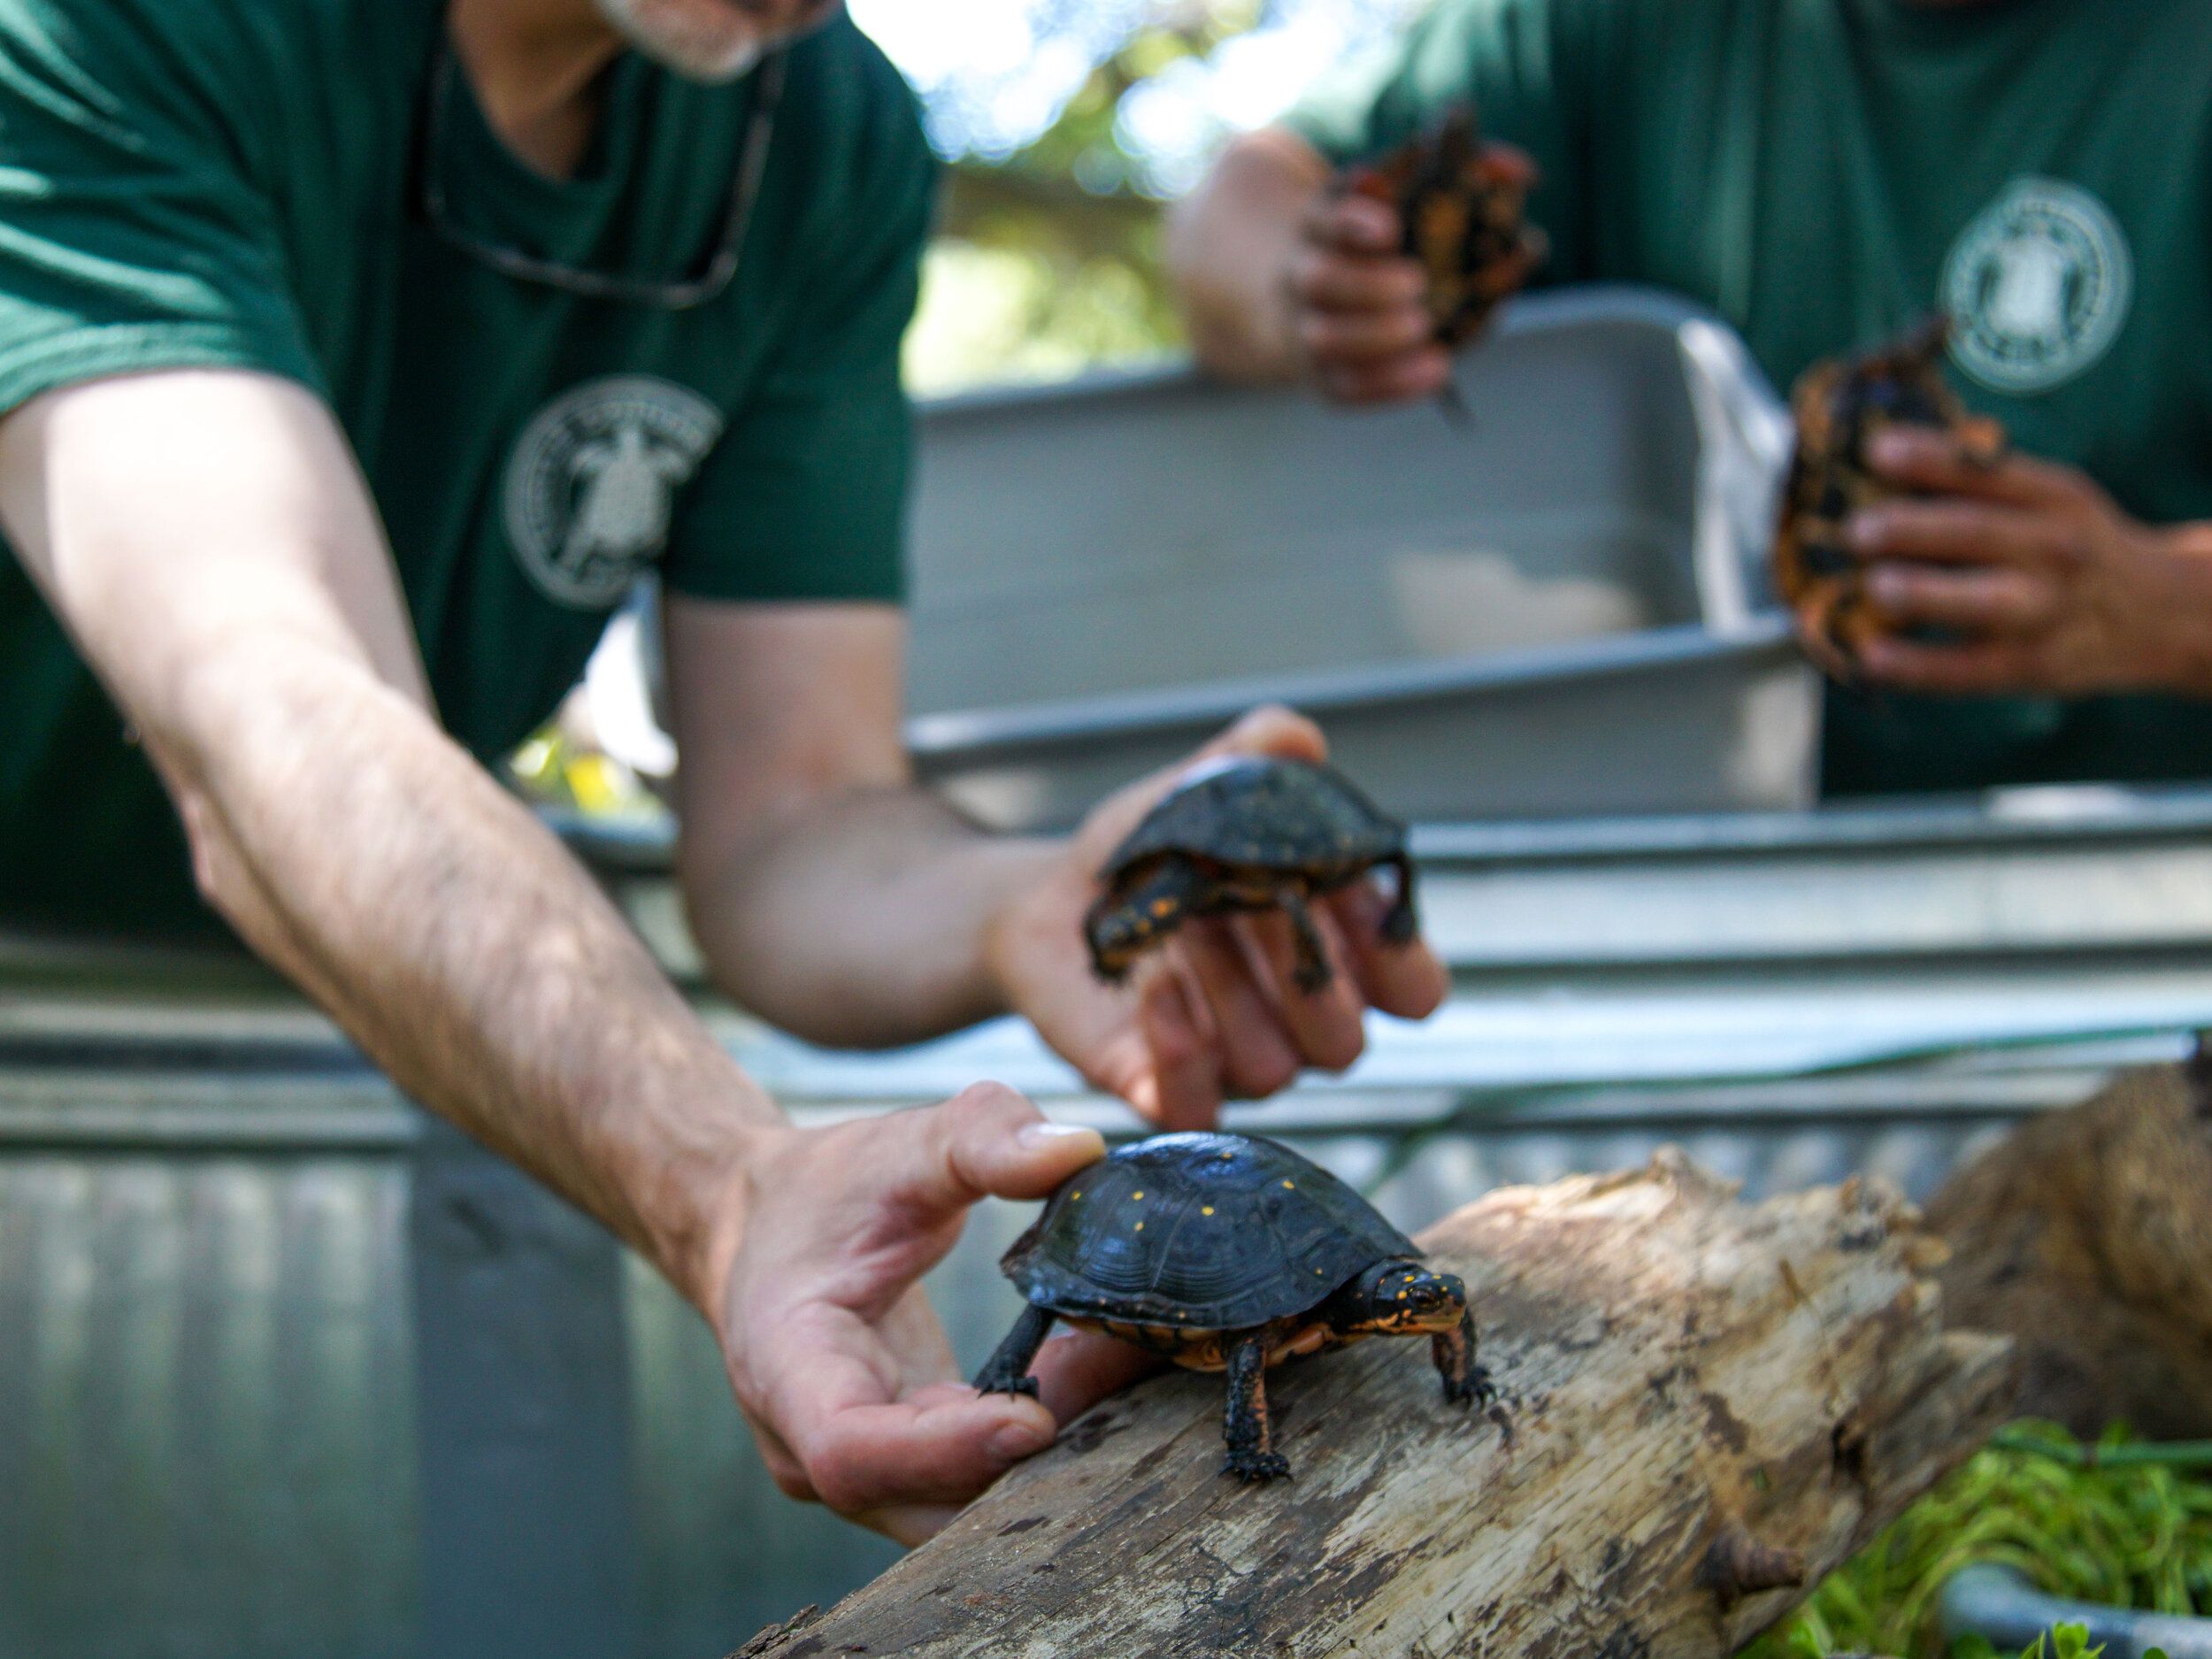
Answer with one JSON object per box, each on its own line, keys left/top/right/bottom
{"left": 1333, "top": 1259, "right": 1466, "bottom": 1337}
{"left": 1084, "top": 857, "right": 1203, "bottom": 983}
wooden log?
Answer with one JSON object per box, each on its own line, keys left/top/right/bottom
{"left": 735, "top": 1151, "right": 2014, "bottom": 1659}
{"left": 1928, "top": 1055, "right": 2212, "bottom": 1440}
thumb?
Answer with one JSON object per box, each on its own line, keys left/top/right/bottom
{"left": 897, "top": 1082, "right": 1105, "bottom": 1213}
{"left": 1194, "top": 703, "right": 1328, "bottom": 767}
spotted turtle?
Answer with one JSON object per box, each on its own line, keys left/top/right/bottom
{"left": 1084, "top": 755, "right": 1416, "bottom": 993}
{"left": 1774, "top": 316, "right": 2008, "bottom": 677}
{"left": 1338, "top": 104, "right": 1547, "bottom": 354}
{"left": 974, "top": 1131, "right": 1489, "bottom": 1482}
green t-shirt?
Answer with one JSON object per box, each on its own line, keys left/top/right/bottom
{"left": 1292, "top": 0, "right": 2212, "bottom": 799}
{"left": 0, "top": 0, "right": 933, "bottom": 937}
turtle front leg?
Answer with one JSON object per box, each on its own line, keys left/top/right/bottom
{"left": 1222, "top": 1332, "right": 1290, "bottom": 1482}
{"left": 1432, "top": 1307, "right": 1494, "bottom": 1408}
{"left": 1379, "top": 852, "right": 1419, "bottom": 945}
{"left": 1275, "top": 885, "right": 1334, "bottom": 994}
{"left": 972, "top": 1303, "right": 1055, "bottom": 1400}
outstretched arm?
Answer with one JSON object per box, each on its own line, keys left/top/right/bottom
{"left": 1167, "top": 127, "right": 1451, "bottom": 405}
{"left": 0, "top": 365, "right": 1127, "bottom": 1540}
{"left": 663, "top": 596, "right": 1450, "bottom": 1130}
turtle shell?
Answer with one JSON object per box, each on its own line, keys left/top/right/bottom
{"left": 1338, "top": 104, "right": 1547, "bottom": 349}
{"left": 1102, "top": 757, "right": 1404, "bottom": 882}
{"left": 1001, "top": 1132, "right": 1419, "bottom": 1330}
{"left": 1773, "top": 317, "right": 2008, "bottom": 674}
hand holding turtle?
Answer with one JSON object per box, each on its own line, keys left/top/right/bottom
{"left": 983, "top": 706, "right": 1449, "bottom": 1131}
{"left": 1842, "top": 426, "right": 2212, "bottom": 695}
{"left": 709, "top": 1083, "right": 1147, "bottom": 1544}
{"left": 1285, "top": 190, "right": 1457, "bottom": 405}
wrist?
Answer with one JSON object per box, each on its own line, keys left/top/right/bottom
{"left": 2139, "top": 523, "right": 2212, "bottom": 695}
{"left": 621, "top": 1054, "right": 789, "bottom": 1321}
{"left": 977, "top": 836, "right": 1085, "bottom": 1023}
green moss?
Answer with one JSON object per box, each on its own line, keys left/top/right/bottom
{"left": 1742, "top": 1424, "right": 2212, "bottom": 1659}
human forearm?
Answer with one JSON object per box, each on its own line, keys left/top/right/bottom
{"left": 682, "top": 783, "right": 1056, "bottom": 1048}
{"left": 1843, "top": 426, "right": 2212, "bottom": 699}
{"left": 160, "top": 636, "right": 774, "bottom": 1302}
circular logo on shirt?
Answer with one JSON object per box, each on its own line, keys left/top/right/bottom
{"left": 503, "top": 376, "right": 724, "bottom": 608}
{"left": 1939, "top": 178, "right": 2131, "bottom": 394}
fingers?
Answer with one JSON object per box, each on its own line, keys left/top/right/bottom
{"left": 1860, "top": 561, "right": 2055, "bottom": 634}
{"left": 776, "top": 1368, "right": 1059, "bottom": 1517}
{"left": 1176, "top": 918, "right": 1302, "bottom": 1099}
{"left": 895, "top": 1083, "right": 1106, "bottom": 1213}
{"left": 1290, "top": 193, "right": 1452, "bottom": 406}
{"left": 1316, "top": 349, "right": 1455, "bottom": 405}
{"left": 1852, "top": 633, "right": 2034, "bottom": 694}
{"left": 1848, "top": 496, "right": 2075, "bottom": 569}
{"left": 1291, "top": 251, "right": 1426, "bottom": 311}
{"left": 1026, "top": 1326, "right": 1163, "bottom": 1424}
{"left": 1194, "top": 702, "right": 1328, "bottom": 767}
{"left": 1326, "top": 879, "right": 1449, "bottom": 1019}
{"left": 1299, "top": 304, "right": 1437, "bottom": 362}
{"left": 1863, "top": 426, "right": 2105, "bottom": 512}
{"left": 1232, "top": 907, "right": 1366, "bottom": 1071}
{"left": 1136, "top": 964, "right": 1228, "bottom": 1130}
{"left": 1301, "top": 188, "right": 1401, "bottom": 256}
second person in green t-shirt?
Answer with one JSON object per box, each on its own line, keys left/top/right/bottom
{"left": 1170, "top": 0, "right": 2212, "bottom": 800}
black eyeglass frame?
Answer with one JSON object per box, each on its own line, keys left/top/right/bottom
{"left": 417, "top": 42, "right": 787, "bottom": 311}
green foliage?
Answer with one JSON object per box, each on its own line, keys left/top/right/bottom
{"left": 1742, "top": 1425, "right": 2212, "bottom": 1659}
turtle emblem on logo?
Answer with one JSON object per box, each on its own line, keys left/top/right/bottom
{"left": 503, "top": 376, "right": 724, "bottom": 608}
{"left": 1940, "top": 178, "right": 2131, "bottom": 395}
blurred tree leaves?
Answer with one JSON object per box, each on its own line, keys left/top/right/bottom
{"left": 883, "top": 0, "right": 1410, "bottom": 392}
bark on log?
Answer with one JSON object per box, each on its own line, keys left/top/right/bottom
{"left": 1928, "top": 1056, "right": 2212, "bottom": 1440}
{"left": 737, "top": 1151, "right": 2014, "bottom": 1659}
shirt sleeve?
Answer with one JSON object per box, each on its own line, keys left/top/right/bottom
{"left": 659, "top": 50, "right": 935, "bottom": 605}
{"left": 1282, "top": 0, "right": 1601, "bottom": 284}
{"left": 0, "top": 0, "right": 325, "bottom": 418}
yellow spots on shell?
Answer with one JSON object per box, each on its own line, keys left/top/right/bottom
{"left": 1070, "top": 1191, "right": 1081, "bottom": 1202}
{"left": 1149, "top": 898, "right": 1175, "bottom": 918}
{"left": 1133, "top": 1221, "right": 1144, "bottom": 1232}
{"left": 1131, "top": 1191, "right": 1144, "bottom": 1201}
{"left": 1282, "top": 1179, "right": 1296, "bottom": 1189}
{"left": 1201, "top": 1206, "right": 1215, "bottom": 1217}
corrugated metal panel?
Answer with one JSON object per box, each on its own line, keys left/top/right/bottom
{"left": 0, "top": 1152, "right": 414, "bottom": 1659}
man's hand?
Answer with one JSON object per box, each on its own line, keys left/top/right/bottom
{"left": 714, "top": 1084, "right": 1146, "bottom": 1544}
{"left": 1842, "top": 426, "right": 2212, "bottom": 695}
{"left": 983, "top": 706, "right": 1450, "bottom": 1129}
{"left": 1286, "top": 189, "right": 1455, "bottom": 405}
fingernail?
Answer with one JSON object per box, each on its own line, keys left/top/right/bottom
{"left": 990, "top": 1418, "right": 1054, "bottom": 1462}
{"left": 1867, "top": 426, "right": 1916, "bottom": 468}
{"left": 1019, "top": 1121, "right": 1104, "bottom": 1154}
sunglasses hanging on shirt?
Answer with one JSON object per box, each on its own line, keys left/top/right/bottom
{"left": 416, "top": 38, "right": 786, "bottom": 311}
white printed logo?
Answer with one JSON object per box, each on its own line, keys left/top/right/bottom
{"left": 503, "top": 376, "right": 724, "bottom": 608}
{"left": 1940, "top": 178, "right": 2131, "bottom": 394}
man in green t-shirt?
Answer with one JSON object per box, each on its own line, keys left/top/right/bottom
{"left": 0, "top": 0, "right": 1447, "bottom": 1540}
{"left": 1169, "top": 0, "right": 2212, "bottom": 798}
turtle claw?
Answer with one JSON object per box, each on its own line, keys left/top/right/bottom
{"left": 1225, "top": 1451, "right": 1292, "bottom": 1483}
{"left": 979, "top": 1374, "right": 1040, "bottom": 1401}
{"left": 1445, "top": 1364, "right": 1497, "bottom": 1410}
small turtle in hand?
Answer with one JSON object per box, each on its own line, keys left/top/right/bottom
{"left": 1774, "top": 316, "right": 2008, "bottom": 678}
{"left": 1338, "top": 104, "right": 1548, "bottom": 353}
{"left": 1083, "top": 755, "right": 1417, "bottom": 994}
{"left": 975, "top": 1131, "right": 1490, "bottom": 1482}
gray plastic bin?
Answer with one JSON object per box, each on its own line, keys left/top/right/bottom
{"left": 903, "top": 288, "right": 1813, "bottom": 829}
